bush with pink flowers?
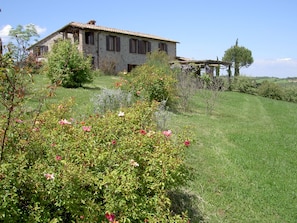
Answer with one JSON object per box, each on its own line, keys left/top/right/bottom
{"left": 0, "top": 97, "right": 192, "bottom": 222}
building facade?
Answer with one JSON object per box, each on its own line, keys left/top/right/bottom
{"left": 29, "top": 20, "right": 178, "bottom": 73}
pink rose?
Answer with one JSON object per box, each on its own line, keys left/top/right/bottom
{"left": 162, "top": 130, "right": 172, "bottom": 137}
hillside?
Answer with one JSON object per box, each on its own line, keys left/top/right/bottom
{"left": 25, "top": 75, "right": 297, "bottom": 222}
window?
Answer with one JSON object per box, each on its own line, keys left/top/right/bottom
{"left": 158, "top": 42, "right": 168, "bottom": 53}
{"left": 85, "top": 31, "right": 94, "bottom": 45}
{"left": 129, "top": 39, "right": 138, "bottom": 53}
{"left": 106, "top": 35, "right": 120, "bottom": 52}
{"left": 128, "top": 64, "right": 138, "bottom": 72}
{"left": 138, "top": 40, "right": 151, "bottom": 54}
{"left": 130, "top": 38, "right": 151, "bottom": 54}
{"left": 34, "top": 45, "right": 48, "bottom": 57}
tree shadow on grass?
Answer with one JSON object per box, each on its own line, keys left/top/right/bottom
{"left": 81, "top": 86, "right": 102, "bottom": 91}
{"left": 169, "top": 189, "right": 206, "bottom": 223}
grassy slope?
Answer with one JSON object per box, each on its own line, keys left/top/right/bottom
{"left": 28, "top": 75, "right": 297, "bottom": 222}
{"left": 172, "top": 92, "right": 297, "bottom": 222}
{"left": 28, "top": 74, "right": 121, "bottom": 117}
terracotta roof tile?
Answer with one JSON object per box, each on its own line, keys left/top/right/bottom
{"left": 59, "top": 22, "right": 179, "bottom": 43}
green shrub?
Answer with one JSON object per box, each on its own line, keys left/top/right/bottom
{"left": 120, "top": 51, "right": 178, "bottom": 109}
{"left": 43, "top": 39, "right": 93, "bottom": 88}
{"left": 0, "top": 99, "right": 191, "bottom": 222}
{"left": 231, "top": 76, "right": 258, "bottom": 94}
{"left": 257, "top": 80, "right": 284, "bottom": 100}
{"left": 282, "top": 87, "right": 297, "bottom": 103}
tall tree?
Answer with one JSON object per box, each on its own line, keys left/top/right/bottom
{"left": 222, "top": 39, "right": 253, "bottom": 76}
{"left": 216, "top": 56, "right": 220, "bottom": 77}
{"left": 8, "top": 24, "right": 39, "bottom": 67}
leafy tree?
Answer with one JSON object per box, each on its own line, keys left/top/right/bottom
{"left": 8, "top": 24, "right": 39, "bottom": 67}
{"left": 222, "top": 39, "right": 253, "bottom": 76}
{"left": 44, "top": 39, "right": 93, "bottom": 88}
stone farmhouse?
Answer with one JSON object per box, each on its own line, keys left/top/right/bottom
{"left": 28, "top": 20, "right": 179, "bottom": 73}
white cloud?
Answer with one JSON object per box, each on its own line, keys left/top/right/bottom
{"left": 0, "top": 24, "right": 12, "bottom": 42}
{"left": 0, "top": 24, "right": 46, "bottom": 44}
{"left": 32, "top": 24, "right": 46, "bottom": 35}
{"left": 242, "top": 58, "right": 297, "bottom": 78}
{"left": 277, "top": 58, "right": 292, "bottom": 61}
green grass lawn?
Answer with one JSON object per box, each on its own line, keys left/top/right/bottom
{"left": 27, "top": 74, "right": 121, "bottom": 117}
{"left": 173, "top": 92, "right": 297, "bottom": 222}
{"left": 25, "top": 75, "right": 297, "bottom": 222}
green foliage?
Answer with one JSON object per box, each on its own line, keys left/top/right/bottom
{"left": 0, "top": 51, "right": 34, "bottom": 161}
{"left": 8, "top": 24, "right": 39, "bottom": 67}
{"left": 231, "top": 76, "right": 258, "bottom": 94}
{"left": 282, "top": 86, "right": 297, "bottom": 103}
{"left": 257, "top": 80, "right": 284, "bottom": 100}
{"left": 0, "top": 97, "right": 191, "bottom": 222}
{"left": 222, "top": 39, "right": 254, "bottom": 76}
{"left": 43, "top": 39, "right": 93, "bottom": 88}
{"left": 229, "top": 76, "right": 297, "bottom": 104}
{"left": 120, "top": 51, "right": 178, "bottom": 108}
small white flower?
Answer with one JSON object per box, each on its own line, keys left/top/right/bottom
{"left": 44, "top": 173, "right": 55, "bottom": 180}
{"left": 130, "top": 159, "right": 139, "bottom": 167}
{"left": 118, "top": 111, "right": 125, "bottom": 117}
{"left": 147, "top": 130, "right": 155, "bottom": 137}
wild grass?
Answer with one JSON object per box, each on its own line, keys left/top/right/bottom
{"left": 26, "top": 74, "right": 297, "bottom": 222}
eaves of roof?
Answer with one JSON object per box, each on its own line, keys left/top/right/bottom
{"left": 172, "top": 57, "right": 232, "bottom": 66}
{"left": 28, "top": 31, "right": 60, "bottom": 50}
{"left": 58, "top": 22, "right": 179, "bottom": 43}
{"left": 28, "top": 21, "right": 179, "bottom": 50}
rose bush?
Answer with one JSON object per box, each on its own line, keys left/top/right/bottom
{"left": 0, "top": 98, "right": 192, "bottom": 222}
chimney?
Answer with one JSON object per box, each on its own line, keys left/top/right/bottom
{"left": 87, "top": 20, "right": 96, "bottom": 25}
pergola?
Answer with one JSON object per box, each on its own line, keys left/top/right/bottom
{"left": 172, "top": 56, "right": 232, "bottom": 78}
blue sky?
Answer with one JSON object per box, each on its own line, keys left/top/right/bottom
{"left": 1, "top": 0, "right": 296, "bottom": 78}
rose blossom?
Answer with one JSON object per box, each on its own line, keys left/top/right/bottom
{"left": 82, "top": 126, "right": 91, "bottom": 132}
{"left": 105, "top": 213, "right": 115, "bottom": 222}
{"left": 184, "top": 140, "right": 190, "bottom": 147}
{"left": 162, "top": 130, "right": 172, "bottom": 137}
{"left": 139, "top": 129, "right": 147, "bottom": 135}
